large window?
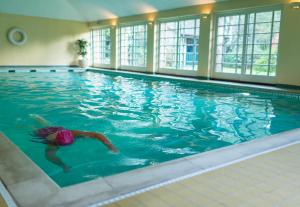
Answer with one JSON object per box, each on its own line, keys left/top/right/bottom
{"left": 159, "top": 18, "right": 200, "bottom": 70}
{"left": 91, "top": 28, "right": 111, "bottom": 65}
{"left": 119, "top": 24, "right": 147, "bottom": 68}
{"left": 215, "top": 9, "right": 281, "bottom": 77}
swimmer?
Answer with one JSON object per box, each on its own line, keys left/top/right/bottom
{"left": 30, "top": 114, "right": 118, "bottom": 172}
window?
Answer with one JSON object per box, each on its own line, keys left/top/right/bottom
{"left": 91, "top": 28, "right": 111, "bottom": 65}
{"left": 159, "top": 18, "right": 200, "bottom": 70}
{"left": 119, "top": 24, "right": 147, "bottom": 67}
{"left": 215, "top": 9, "right": 281, "bottom": 76}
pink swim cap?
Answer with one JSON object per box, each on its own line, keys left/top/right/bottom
{"left": 55, "top": 130, "right": 74, "bottom": 146}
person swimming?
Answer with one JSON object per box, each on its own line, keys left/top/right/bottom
{"left": 34, "top": 126, "right": 118, "bottom": 152}
{"left": 30, "top": 114, "right": 118, "bottom": 172}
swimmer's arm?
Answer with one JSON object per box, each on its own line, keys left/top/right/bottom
{"left": 45, "top": 144, "right": 69, "bottom": 172}
{"left": 71, "top": 130, "right": 118, "bottom": 152}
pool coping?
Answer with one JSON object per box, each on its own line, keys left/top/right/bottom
{"left": 1, "top": 128, "right": 300, "bottom": 207}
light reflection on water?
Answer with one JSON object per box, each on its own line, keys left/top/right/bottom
{"left": 0, "top": 71, "right": 299, "bottom": 186}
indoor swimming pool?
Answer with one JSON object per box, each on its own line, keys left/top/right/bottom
{"left": 0, "top": 69, "right": 300, "bottom": 187}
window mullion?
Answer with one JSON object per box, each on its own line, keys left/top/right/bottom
{"left": 158, "top": 23, "right": 161, "bottom": 71}
{"left": 235, "top": 15, "right": 241, "bottom": 74}
{"left": 99, "top": 29, "right": 102, "bottom": 64}
{"left": 241, "top": 14, "right": 248, "bottom": 76}
{"left": 91, "top": 30, "right": 94, "bottom": 65}
{"left": 267, "top": 11, "right": 275, "bottom": 76}
{"left": 193, "top": 19, "right": 196, "bottom": 70}
{"left": 221, "top": 16, "right": 225, "bottom": 73}
{"left": 176, "top": 21, "right": 180, "bottom": 70}
{"left": 132, "top": 26, "right": 135, "bottom": 66}
{"left": 250, "top": 13, "right": 257, "bottom": 75}
{"left": 144, "top": 25, "right": 146, "bottom": 67}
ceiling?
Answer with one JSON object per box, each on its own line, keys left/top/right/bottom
{"left": 0, "top": 0, "right": 227, "bottom": 22}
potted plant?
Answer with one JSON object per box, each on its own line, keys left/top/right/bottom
{"left": 76, "top": 39, "right": 89, "bottom": 68}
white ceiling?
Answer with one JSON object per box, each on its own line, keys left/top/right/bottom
{"left": 0, "top": 0, "right": 227, "bottom": 22}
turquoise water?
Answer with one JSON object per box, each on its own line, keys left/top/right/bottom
{"left": 0, "top": 71, "right": 300, "bottom": 187}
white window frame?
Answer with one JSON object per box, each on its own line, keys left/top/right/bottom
{"left": 118, "top": 22, "right": 148, "bottom": 72}
{"left": 212, "top": 6, "right": 283, "bottom": 84}
{"left": 157, "top": 15, "right": 201, "bottom": 77}
{"left": 91, "top": 27, "right": 112, "bottom": 68}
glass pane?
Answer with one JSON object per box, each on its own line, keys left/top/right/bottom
{"left": 274, "top": 11, "right": 281, "bottom": 22}
{"left": 223, "top": 64, "right": 236, "bottom": 73}
{"left": 253, "top": 54, "right": 269, "bottom": 65}
{"left": 254, "top": 33, "right": 271, "bottom": 44}
{"left": 272, "top": 33, "right": 280, "bottom": 44}
{"left": 216, "top": 63, "right": 222, "bottom": 72}
{"left": 255, "top": 23, "right": 272, "bottom": 33}
{"left": 225, "top": 16, "right": 240, "bottom": 25}
{"left": 269, "top": 65, "right": 276, "bottom": 76}
{"left": 218, "top": 17, "right": 225, "bottom": 26}
{"left": 273, "top": 22, "right": 281, "bottom": 33}
{"left": 252, "top": 65, "right": 268, "bottom": 75}
{"left": 270, "top": 55, "right": 278, "bottom": 65}
{"left": 248, "top": 13, "right": 255, "bottom": 24}
{"left": 271, "top": 44, "right": 278, "bottom": 54}
{"left": 256, "top": 11, "right": 273, "bottom": 23}
{"left": 253, "top": 44, "right": 270, "bottom": 54}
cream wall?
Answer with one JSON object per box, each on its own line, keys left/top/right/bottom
{"left": 0, "top": 13, "right": 89, "bottom": 66}
{"left": 89, "top": 0, "right": 300, "bottom": 86}
{"left": 277, "top": 3, "right": 300, "bottom": 86}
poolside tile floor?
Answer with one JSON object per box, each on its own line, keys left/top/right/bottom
{"left": 104, "top": 143, "right": 300, "bottom": 207}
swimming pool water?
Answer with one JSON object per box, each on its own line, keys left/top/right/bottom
{"left": 0, "top": 71, "right": 300, "bottom": 187}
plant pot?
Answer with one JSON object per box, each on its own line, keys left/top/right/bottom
{"left": 78, "top": 59, "right": 88, "bottom": 68}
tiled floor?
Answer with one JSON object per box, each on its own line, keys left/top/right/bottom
{"left": 104, "top": 143, "right": 300, "bottom": 207}
{"left": 1, "top": 143, "right": 300, "bottom": 207}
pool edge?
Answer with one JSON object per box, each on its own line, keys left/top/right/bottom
{"left": 1, "top": 129, "right": 300, "bottom": 207}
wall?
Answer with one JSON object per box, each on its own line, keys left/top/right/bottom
{"left": 89, "top": 0, "right": 300, "bottom": 86}
{"left": 0, "top": 13, "right": 89, "bottom": 66}
{"left": 277, "top": 3, "right": 300, "bottom": 86}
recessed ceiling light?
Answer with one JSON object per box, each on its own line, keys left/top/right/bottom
{"left": 290, "top": 1, "right": 300, "bottom": 9}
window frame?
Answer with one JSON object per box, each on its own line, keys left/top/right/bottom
{"left": 90, "top": 26, "right": 112, "bottom": 67}
{"left": 118, "top": 22, "right": 148, "bottom": 71}
{"left": 212, "top": 6, "right": 283, "bottom": 84}
{"left": 157, "top": 15, "right": 201, "bottom": 76}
